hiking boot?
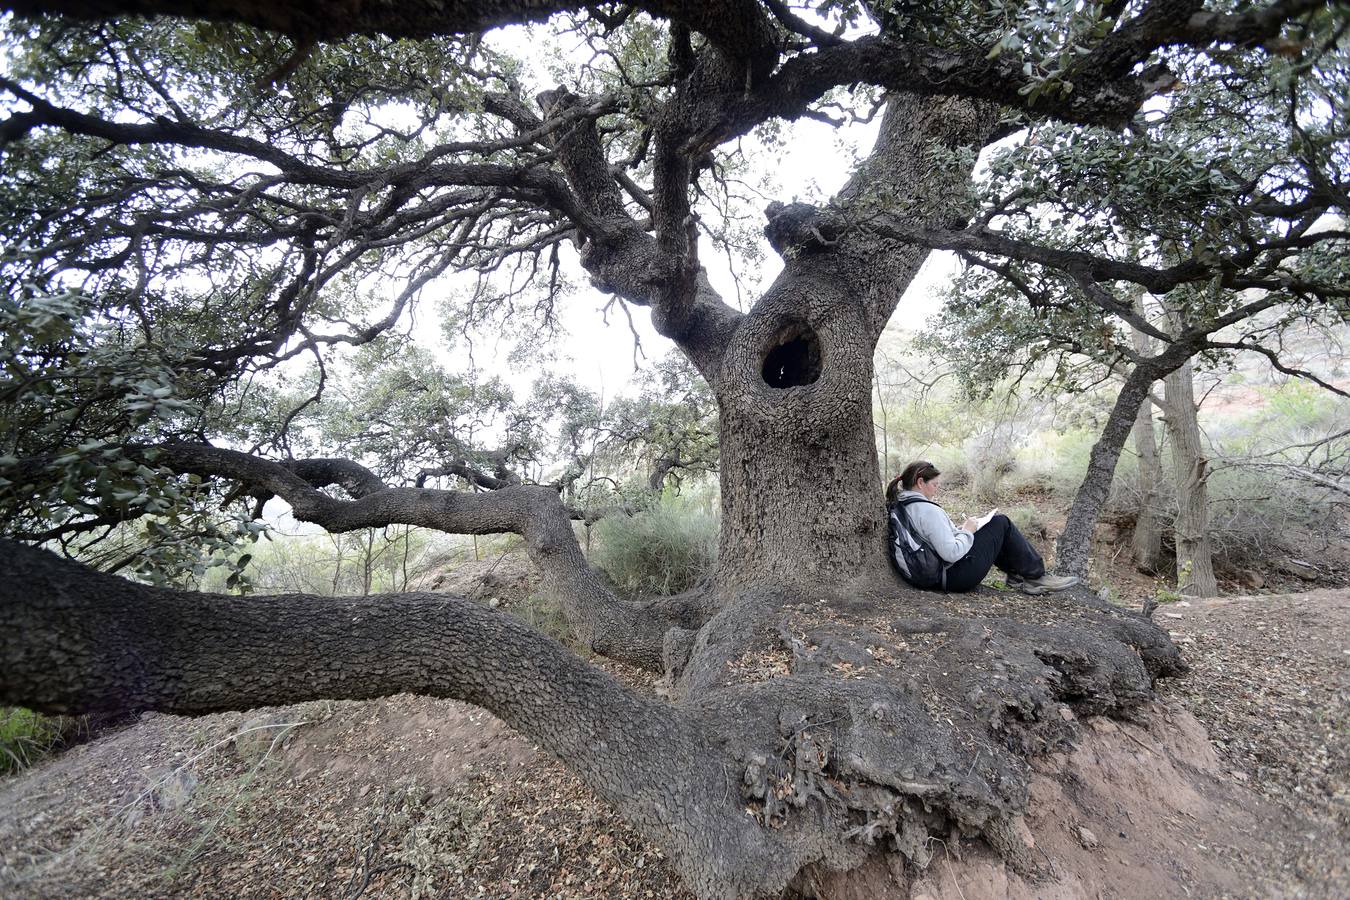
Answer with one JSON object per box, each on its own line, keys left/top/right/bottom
{"left": 1013, "top": 573, "right": 1080, "bottom": 595}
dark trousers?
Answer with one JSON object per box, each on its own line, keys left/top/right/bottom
{"left": 944, "top": 514, "right": 1045, "bottom": 592}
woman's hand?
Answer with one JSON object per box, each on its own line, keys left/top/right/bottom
{"left": 960, "top": 517, "right": 980, "bottom": 533}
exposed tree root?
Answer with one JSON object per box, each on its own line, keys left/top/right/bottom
{"left": 0, "top": 541, "right": 1187, "bottom": 899}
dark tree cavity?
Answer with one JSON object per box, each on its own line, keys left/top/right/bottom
{"left": 762, "top": 323, "right": 824, "bottom": 389}
{"left": 0, "top": 1, "right": 1344, "bottom": 897}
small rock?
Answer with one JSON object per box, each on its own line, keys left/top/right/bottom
{"left": 1276, "top": 558, "right": 1320, "bottom": 581}
{"left": 150, "top": 769, "right": 198, "bottom": 810}
{"left": 1059, "top": 706, "right": 1075, "bottom": 722}
{"left": 1076, "top": 826, "right": 1099, "bottom": 849}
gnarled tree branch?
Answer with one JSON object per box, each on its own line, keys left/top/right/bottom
{"left": 6, "top": 443, "right": 703, "bottom": 667}
{"left": 0, "top": 537, "right": 777, "bottom": 900}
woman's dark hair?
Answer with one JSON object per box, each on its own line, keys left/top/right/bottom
{"left": 885, "top": 475, "right": 903, "bottom": 503}
{"left": 900, "top": 460, "right": 940, "bottom": 491}
{"left": 885, "top": 461, "right": 940, "bottom": 503}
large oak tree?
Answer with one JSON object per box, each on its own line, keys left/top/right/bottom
{"left": 1, "top": 1, "right": 1345, "bottom": 897}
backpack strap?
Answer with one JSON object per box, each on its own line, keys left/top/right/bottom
{"left": 892, "top": 496, "right": 950, "bottom": 593}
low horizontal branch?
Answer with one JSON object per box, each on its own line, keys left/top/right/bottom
{"left": 0, "top": 538, "right": 783, "bottom": 900}
{"left": 5, "top": 442, "right": 695, "bottom": 668}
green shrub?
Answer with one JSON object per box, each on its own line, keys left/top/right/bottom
{"left": 590, "top": 495, "right": 719, "bottom": 596}
{"left": 0, "top": 707, "right": 84, "bottom": 775}
{"left": 1020, "top": 426, "right": 1098, "bottom": 502}
{"left": 1205, "top": 464, "right": 1341, "bottom": 560}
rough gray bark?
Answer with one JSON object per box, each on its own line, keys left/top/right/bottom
{"left": 1056, "top": 362, "right": 1162, "bottom": 579}
{"left": 1162, "top": 361, "right": 1218, "bottom": 597}
{"left": 0, "top": 539, "right": 1186, "bottom": 900}
{"left": 0, "top": 540, "right": 776, "bottom": 898}
{"left": 1054, "top": 328, "right": 1215, "bottom": 579}
{"left": 708, "top": 94, "right": 997, "bottom": 590}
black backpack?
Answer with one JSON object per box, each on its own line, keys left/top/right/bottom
{"left": 887, "top": 497, "right": 948, "bottom": 591}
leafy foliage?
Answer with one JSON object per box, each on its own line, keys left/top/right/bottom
{"left": 927, "top": 19, "right": 1349, "bottom": 395}
{"left": 0, "top": 289, "right": 263, "bottom": 582}
{"left": 0, "top": 706, "right": 86, "bottom": 775}
{"left": 591, "top": 493, "right": 719, "bottom": 596}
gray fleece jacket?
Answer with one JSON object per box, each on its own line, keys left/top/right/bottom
{"left": 895, "top": 490, "right": 973, "bottom": 564}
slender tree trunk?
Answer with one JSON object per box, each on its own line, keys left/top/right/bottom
{"left": 1129, "top": 321, "right": 1163, "bottom": 573}
{"left": 399, "top": 526, "right": 412, "bottom": 591}
{"left": 1162, "top": 361, "right": 1218, "bottom": 597}
{"left": 329, "top": 534, "right": 344, "bottom": 595}
{"left": 1055, "top": 330, "right": 1207, "bottom": 579}
{"left": 361, "top": 530, "right": 375, "bottom": 596}
{"left": 874, "top": 368, "right": 890, "bottom": 475}
{"left": 1130, "top": 399, "right": 1163, "bottom": 572}
{"left": 1055, "top": 363, "right": 1159, "bottom": 578}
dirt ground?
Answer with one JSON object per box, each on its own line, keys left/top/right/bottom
{"left": 1153, "top": 589, "right": 1349, "bottom": 895}
{"left": 0, "top": 590, "right": 1345, "bottom": 899}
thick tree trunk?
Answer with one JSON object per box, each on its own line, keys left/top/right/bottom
{"left": 712, "top": 262, "right": 890, "bottom": 590}
{"left": 0, "top": 540, "right": 787, "bottom": 898}
{"left": 0, "top": 539, "right": 1188, "bottom": 900}
{"left": 707, "top": 94, "right": 997, "bottom": 591}
{"left": 1162, "top": 361, "right": 1218, "bottom": 597}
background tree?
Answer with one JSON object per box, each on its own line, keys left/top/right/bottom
{"left": 1, "top": 2, "right": 1345, "bottom": 897}
{"left": 1160, "top": 353, "right": 1218, "bottom": 595}
{"left": 1127, "top": 313, "right": 1165, "bottom": 573}
{"left": 919, "top": 39, "right": 1349, "bottom": 576}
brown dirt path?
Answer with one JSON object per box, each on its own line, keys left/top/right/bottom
{"left": 1154, "top": 589, "right": 1349, "bottom": 895}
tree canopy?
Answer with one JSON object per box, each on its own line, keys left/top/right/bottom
{"left": 1, "top": 2, "right": 1347, "bottom": 897}
{"left": 1, "top": 3, "right": 1343, "bottom": 560}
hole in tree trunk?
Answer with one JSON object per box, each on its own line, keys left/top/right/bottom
{"left": 762, "top": 322, "right": 823, "bottom": 388}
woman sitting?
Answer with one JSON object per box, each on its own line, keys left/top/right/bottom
{"left": 886, "top": 460, "right": 1078, "bottom": 594}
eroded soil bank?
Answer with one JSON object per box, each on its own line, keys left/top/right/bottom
{"left": 1, "top": 590, "right": 1345, "bottom": 899}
